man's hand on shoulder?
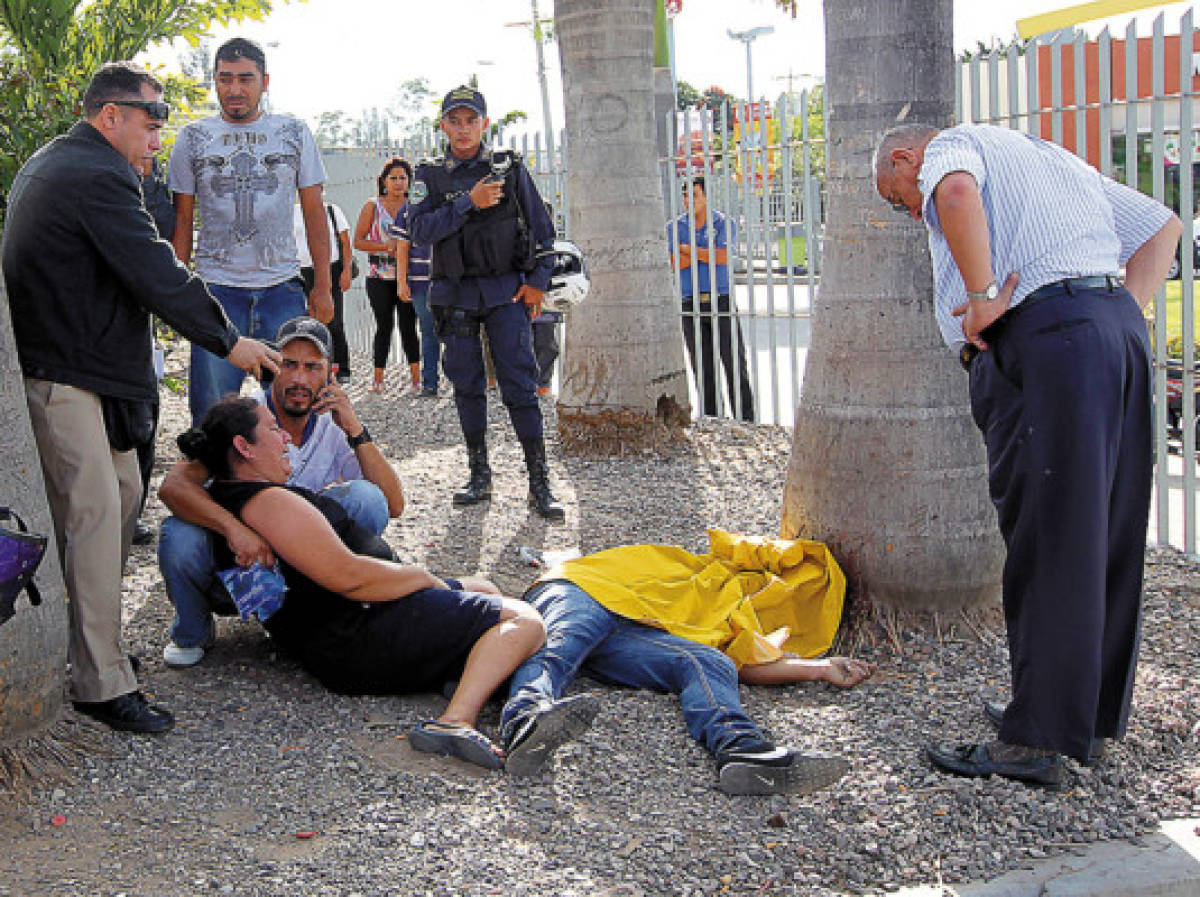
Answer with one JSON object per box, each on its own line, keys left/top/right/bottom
{"left": 227, "top": 338, "right": 281, "bottom": 380}
{"left": 311, "top": 378, "right": 361, "bottom": 436}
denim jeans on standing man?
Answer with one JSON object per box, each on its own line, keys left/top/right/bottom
{"left": 500, "top": 580, "right": 767, "bottom": 756}
{"left": 189, "top": 279, "right": 307, "bottom": 425}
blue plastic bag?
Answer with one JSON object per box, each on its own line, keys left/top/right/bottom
{"left": 218, "top": 562, "right": 288, "bottom": 622}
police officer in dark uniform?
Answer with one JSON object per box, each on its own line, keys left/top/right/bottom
{"left": 406, "top": 86, "right": 562, "bottom": 520}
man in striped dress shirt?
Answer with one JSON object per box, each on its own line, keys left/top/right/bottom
{"left": 875, "top": 123, "right": 1181, "bottom": 789}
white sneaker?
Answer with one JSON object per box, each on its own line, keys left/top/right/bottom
{"left": 162, "top": 641, "right": 206, "bottom": 668}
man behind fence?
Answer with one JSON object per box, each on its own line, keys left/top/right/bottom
{"left": 874, "top": 122, "right": 1180, "bottom": 788}
{"left": 667, "top": 175, "right": 755, "bottom": 421}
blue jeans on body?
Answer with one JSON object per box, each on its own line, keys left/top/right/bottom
{"left": 158, "top": 479, "right": 389, "bottom": 648}
{"left": 500, "top": 580, "right": 766, "bottom": 757}
{"left": 189, "top": 279, "right": 307, "bottom": 425}
{"left": 410, "top": 282, "right": 439, "bottom": 391}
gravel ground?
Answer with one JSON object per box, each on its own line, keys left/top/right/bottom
{"left": 1, "top": 347, "right": 1198, "bottom": 897}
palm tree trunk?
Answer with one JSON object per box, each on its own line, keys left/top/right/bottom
{"left": 781, "top": 0, "right": 1004, "bottom": 610}
{"left": 553, "top": 0, "right": 692, "bottom": 447}
{"left": 0, "top": 271, "right": 71, "bottom": 764}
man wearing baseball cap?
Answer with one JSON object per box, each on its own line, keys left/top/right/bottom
{"left": 156, "top": 316, "right": 405, "bottom": 667}
{"left": 404, "top": 85, "right": 563, "bottom": 520}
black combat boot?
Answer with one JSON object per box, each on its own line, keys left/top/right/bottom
{"left": 452, "top": 434, "right": 492, "bottom": 505}
{"left": 521, "top": 438, "right": 565, "bottom": 521}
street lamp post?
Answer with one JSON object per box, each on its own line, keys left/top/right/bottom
{"left": 506, "top": 0, "right": 557, "bottom": 166}
{"left": 726, "top": 25, "right": 774, "bottom": 104}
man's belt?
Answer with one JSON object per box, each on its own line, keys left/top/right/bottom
{"left": 1024, "top": 275, "right": 1119, "bottom": 303}
{"left": 686, "top": 292, "right": 730, "bottom": 306}
{"left": 959, "top": 276, "right": 1121, "bottom": 372}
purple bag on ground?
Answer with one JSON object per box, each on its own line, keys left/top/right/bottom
{"left": 0, "top": 506, "right": 48, "bottom": 627}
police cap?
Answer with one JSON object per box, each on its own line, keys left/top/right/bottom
{"left": 441, "top": 85, "right": 487, "bottom": 118}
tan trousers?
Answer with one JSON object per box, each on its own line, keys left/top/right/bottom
{"left": 24, "top": 379, "right": 141, "bottom": 702}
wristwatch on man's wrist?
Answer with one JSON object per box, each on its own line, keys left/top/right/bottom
{"left": 967, "top": 281, "right": 999, "bottom": 302}
{"left": 347, "top": 426, "right": 372, "bottom": 448}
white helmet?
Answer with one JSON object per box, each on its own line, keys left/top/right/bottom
{"left": 543, "top": 240, "right": 589, "bottom": 312}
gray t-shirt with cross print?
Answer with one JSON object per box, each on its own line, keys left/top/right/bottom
{"left": 168, "top": 113, "right": 326, "bottom": 288}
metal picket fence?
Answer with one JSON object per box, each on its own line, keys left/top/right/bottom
{"left": 322, "top": 91, "right": 829, "bottom": 426}
{"left": 321, "top": 130, "right": 570, "bottom": 383}
{"left": 662, "top": 93, "right": 826, "bottom": 426}
{"left": 956, "top": 7, "right": 1200, "bottom": 556}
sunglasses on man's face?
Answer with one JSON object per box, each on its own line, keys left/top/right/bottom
{"left": 105, "top": 99, "right": 171, "bottom": 122}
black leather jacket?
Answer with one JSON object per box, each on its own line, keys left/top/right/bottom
{"left": 2, "top": 122, "right": 238, "bottom": 401}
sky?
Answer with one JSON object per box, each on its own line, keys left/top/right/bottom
{"left": 147, "top": 1, "right": 1199, "bottom": 134}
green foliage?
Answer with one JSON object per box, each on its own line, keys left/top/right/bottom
{"left": 1159, "top": 282, "right": 1200, "bottom": 359}
{"left": 702, "top": 84, "right": 737, "bottom": 113}
{"left": 0, "top": 0, "right": 280, "bottom": 217}
{"left": 490, "top": 109, "right": 528, "bottom": 140}
{"left": 797, "top": 82, "right": 825, "bottom": 177}
{"left": 957, "top": 37, "right": 1033, "bottom": 62}
{"left": 676, "top": 79, "right": 702, "bottom": 111}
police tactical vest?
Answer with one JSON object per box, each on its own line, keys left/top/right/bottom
{"left": 425, "top": 150, "right": 535, "bottom": 281}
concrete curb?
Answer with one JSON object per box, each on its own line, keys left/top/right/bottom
{"left": 879, "top": 817, "right": 1200, "bottom": 897}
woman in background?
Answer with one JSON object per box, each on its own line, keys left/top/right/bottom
{"left": 354, "top": 157, "right": 420, "bottom": 393}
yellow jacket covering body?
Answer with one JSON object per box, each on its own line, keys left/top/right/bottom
{"left": 537, "top": 530, "right": 845, "bottom": 667}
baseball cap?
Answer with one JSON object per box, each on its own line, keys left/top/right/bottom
{"left": 276, "top": 316, "right": 331, "bottom": 359}
{"left": 441, "top": 85, "right": 487, "bottom": 118}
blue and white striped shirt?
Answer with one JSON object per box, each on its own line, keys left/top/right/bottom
{"left": 919, "top": 124, "right": 1172, "bottom": 348}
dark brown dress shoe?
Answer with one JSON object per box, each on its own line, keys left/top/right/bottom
{"left": 926, "top": 740, "right": 1064, "bottom": 790}
{"left": 73, "top": 690, "right": 174, "bottom": 734}
{"left": 982, "top": 699, "right": 1106, "bottom": 766}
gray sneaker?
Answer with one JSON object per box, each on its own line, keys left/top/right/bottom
{"left": 504, "top": 694, "right": 601, "bottom": 776}
{"left": 718, "top": 749, "right": 849, "bottom": 796}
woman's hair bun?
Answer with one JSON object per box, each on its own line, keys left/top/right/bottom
{"left": 176, "top": 428, "right": 209, "bottom": 460}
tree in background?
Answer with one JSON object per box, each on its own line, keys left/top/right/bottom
{"left": 0, "top": 0, "right": 276, "bottom": 778}
{"left": 313, "top": 109, "right": 354, "bottom": 148}
{"left": 781, "top": 0, "right": 1004, "bottom": 614}
{"left": 553, "top": 0, "right": 690, "bottom": 448}
{"left": 702, "top": 84, "right": 737, "bottom": 113}
{"left": 675, "top": 78, "right": 702, "bottom": 110}
{"left": 0, "top": 0, "right": 276, "bottom": 217}
{"left": 390, "top": 76, "right": 436, "bottom": 138}
{"left": 312, "top": 77, "right": 527, "bottom": 150}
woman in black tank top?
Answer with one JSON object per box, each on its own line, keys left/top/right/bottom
{"left": 177, "top": 397, "right": 546, "bottom": 770}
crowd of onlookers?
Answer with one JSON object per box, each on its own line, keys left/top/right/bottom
{"left": 1, "top": 39, "right": 876, "bottom": 798}
{"left": 7, "top": 28, "right": 1175, "bottom": 799}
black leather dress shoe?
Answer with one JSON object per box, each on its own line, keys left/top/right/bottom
{"left": 926, "top": 740, "right": 1064, "bottom": 789}
{"left": 132, "top": 520, "right": 155, "bottom": 546}
{"left": 73, "top": 690, "right": 174, "bottom": 734}
{"left": 983, "top": 699, "right": 1106, "bottom": 766}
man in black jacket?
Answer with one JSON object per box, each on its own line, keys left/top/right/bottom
{"left": 2, "top": 61, "right": 279, "bottom": 734}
